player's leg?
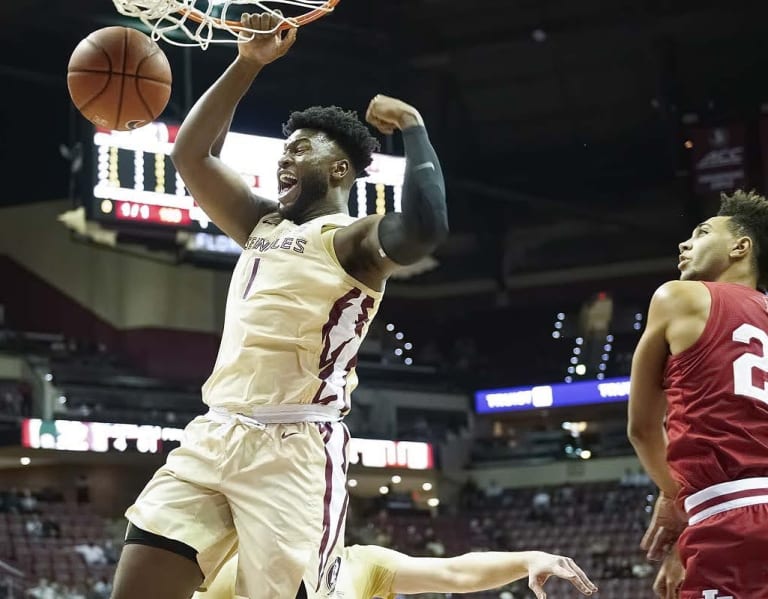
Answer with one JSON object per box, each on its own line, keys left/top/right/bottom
{"left": 111, "top": 527, "right": 203, "bottom": 599}
{"left": 222, "top": 421, "right": 347, "bottom": 598}
{"left": 113, "top": 416, "right": 237, "bottom": 599}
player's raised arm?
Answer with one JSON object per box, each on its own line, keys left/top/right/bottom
{"left": 369, "top": 95, "right": 449, "bottom": 266}
{"left": 387, "top": 548, "right": 596, "bottom": 599}
{"left": 171, "top": 12, "right": 296, "bottom": 247}
{"left": 333, "top": 95, "right": 448, "bottom": 286}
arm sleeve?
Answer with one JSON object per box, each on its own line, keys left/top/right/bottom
{"left": 377, "top": 125, "right": 449, "bottom": 265}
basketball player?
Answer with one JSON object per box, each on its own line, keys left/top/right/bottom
{"left": 195, "top": 546, "right": 597, "bottom": 599}
{"left": 111, "top": 12, "right": 448, "bottom": 599}
{"left": 627, "top": 190, "right": 768, "bottom": 598}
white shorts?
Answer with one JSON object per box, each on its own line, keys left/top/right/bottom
{"left": 125, "top": 410, "right": 350, "bottom": 598}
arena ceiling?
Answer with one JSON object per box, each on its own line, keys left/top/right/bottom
{"left": 3, "top": 0, "right": 768, "bottom": 298}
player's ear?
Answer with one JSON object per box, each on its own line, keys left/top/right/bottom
{"left": 730, "top": 235, "right": 753, "bottom": 259}
{"left": 331, "top": 159, "right": 350, "bottom": 181}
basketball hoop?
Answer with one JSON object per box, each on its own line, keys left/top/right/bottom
{"left": 112, "top": 0, "right": 341, "bottom": 49}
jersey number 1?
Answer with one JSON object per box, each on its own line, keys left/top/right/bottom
{"left": 732, "top": 323, "right": 768, "bottom": 404}
{"left": 242, "top": 257, "right": 261, "bottom": 299}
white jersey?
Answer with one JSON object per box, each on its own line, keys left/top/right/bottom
{"left": 201, "top": 212, "right": 383, "bottom": 413}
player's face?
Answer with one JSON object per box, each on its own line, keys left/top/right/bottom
{"left": 677, "top": 216, "right": 737, "bottom": 281}
{"left": 277, "top": 129, "right": 341, "bottom": 220}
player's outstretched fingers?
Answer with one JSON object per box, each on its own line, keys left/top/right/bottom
{"left": 529, "top": 556, "right": 597, "bottom": 599}
{"left": 563, "top": 558, "right": 598, "bottom": 595}
{"left": 530, "top": 561, "right": 597, "bottom": 597}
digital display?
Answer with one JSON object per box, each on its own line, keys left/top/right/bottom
{"left": 21, "top": 418, "right": 184, "bottom": 454}
{"left": 21, "top": 418, "right": 433, "bottom": 470}
{"left": 475, "top": 377, "right": 631, "bottom": 414}
{"left": 90, "top": 122, "right": 407, "bottom": 233}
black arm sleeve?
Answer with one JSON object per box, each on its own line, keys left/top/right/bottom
{"left": 377, "top": 125, "right": 449, "bottom": 265}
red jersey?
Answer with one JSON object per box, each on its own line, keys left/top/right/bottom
{"left": 664, "top": 281, "right": 768, "bottom": 501}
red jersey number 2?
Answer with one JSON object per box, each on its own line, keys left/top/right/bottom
{"left": 733, "top": 323, "right": 768, "bottom": 404}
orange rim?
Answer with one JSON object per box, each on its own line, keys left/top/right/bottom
{"left": 180, "top": 0, "right": 341, "bottom": 31}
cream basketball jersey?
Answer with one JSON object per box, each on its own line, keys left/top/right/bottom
{"left": 201, "top": 212, "right": 383, "bottom": 412}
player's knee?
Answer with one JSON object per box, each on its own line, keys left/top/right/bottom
{"left": 111, "top": 533, "right": 203, "bottom": 599}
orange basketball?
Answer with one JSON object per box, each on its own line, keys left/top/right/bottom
{"left": 67, "top": 26, "right": 172, "bottom": 131}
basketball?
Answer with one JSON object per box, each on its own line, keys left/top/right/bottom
{"left": 67, "top": 26, "right": 172, "bottom": 131}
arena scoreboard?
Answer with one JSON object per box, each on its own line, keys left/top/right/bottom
{"left": 88, "top": 122, "right": 407, "bottom": 237}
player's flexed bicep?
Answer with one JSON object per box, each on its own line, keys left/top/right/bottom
{"left": 334, "top": 96, "right": 449, "bottom": 288}
{"left": 171, "top": 12, "right": 295, "bottom": 246}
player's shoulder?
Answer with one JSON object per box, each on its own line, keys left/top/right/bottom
{"left": 651, "top": 280, "right": 709, "bottom": 314}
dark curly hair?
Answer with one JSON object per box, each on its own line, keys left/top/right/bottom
{"left": 718, "top": 189, "right": 768, "bottom": 285}
{"left": 282, "top": 106, "right": 380, "bottom": 177}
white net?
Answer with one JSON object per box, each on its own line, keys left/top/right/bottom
{"left": 112, "top": 0, "right": 336, "bottom": 49}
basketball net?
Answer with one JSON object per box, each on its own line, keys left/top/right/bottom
{"left": 112, "top": 0, "right": 339, "bottom": 49}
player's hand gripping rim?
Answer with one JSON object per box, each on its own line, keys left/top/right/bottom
{"left": 237, "top": 11, "right": 297, "bottom": 67}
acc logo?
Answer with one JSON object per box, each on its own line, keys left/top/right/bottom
{"left": 325, "top": 556, "right": 342, "bottom": 593}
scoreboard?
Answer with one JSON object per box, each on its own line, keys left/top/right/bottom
{"left": 89, "top": 122, "right": 407, "bottom": 236}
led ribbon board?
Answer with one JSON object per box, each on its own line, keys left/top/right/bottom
{"left": 21, "top": 418, "right": 433, "bottom": 470}
{"left": 475, "top": 377, "right": 631, "bottom": 414}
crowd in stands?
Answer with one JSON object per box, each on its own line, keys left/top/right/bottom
{"left": 0, "top": 474, "right": 660, "bottom": 599}
{"left": 0, "top": 381, "right": 31, "bottom": 421}
{"left": 0, "top": 486, "right": 119, "bottom": 599}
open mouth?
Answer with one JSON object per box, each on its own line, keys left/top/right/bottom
{"left": 278, "top": 172, "right": 298, "bottom": 200}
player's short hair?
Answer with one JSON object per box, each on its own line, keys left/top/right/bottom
{"left": 718, "top": 189, "right": 768, "bottom": 284}
{"left": 283, "top": 106, "right": 380, "bottom": 177}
